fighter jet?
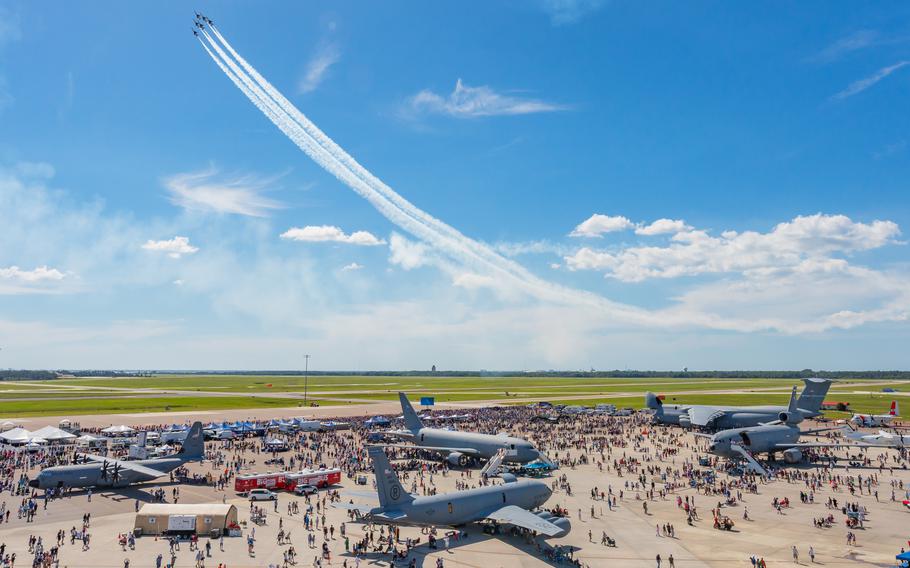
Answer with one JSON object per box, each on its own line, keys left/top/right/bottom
{"left": 336, "top": 446, "right": 570, "bottom": 537}
{"left": 194, "top": 20, "right": 205, "bottom": 30}
{"left": 29, "top": 422, "right": 204, "bottom": 490}
{"left": 192, "top": 29, "right": 199, "bottom": 37}
{"left": 646, "top": 377, "right": 831, "bottom": 430}
{"left": 698, "top": 390, "right": 853, "bottom": 475}
{"left": 849, "top": 401, "right": 900, "bottom": 427}
{"left": 384, "top": 393, "right": 541, "bottom": 466}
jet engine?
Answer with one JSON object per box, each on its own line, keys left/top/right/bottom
{"left": 446, "top": 452, "right": 469, "bottom": 467}
{"left": 533, "top": 511, "right": 571, "bottom": 536}
{"left": 782, "top": 448, "right": 803, "bottom": 464}
{"left": 778, "top": 412, "right": 789, "bottom": 423}
{"left": 679, "top": 416, "right": 691, "bottom": 428}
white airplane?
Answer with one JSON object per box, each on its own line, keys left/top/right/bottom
{"left": 849, "top": 401, "right": 899, "bottom": 427}
{"left": 843, "top": 426, "right": 910, "bottom": 448}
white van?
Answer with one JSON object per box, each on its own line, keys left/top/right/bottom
{"left": 248, "top": 488, "right": 277, "bottom": 501}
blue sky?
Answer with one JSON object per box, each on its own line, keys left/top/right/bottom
{"left": 1, "top": 1, "right": 908, "bottom": 370}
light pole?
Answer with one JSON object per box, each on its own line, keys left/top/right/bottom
{"left": 303, "top": 354, "right": 310, "bottom": 406}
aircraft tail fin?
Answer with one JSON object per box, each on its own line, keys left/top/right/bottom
{"left": 796, "top": 378, "right": 831, "bottom": 413}
{"left": 178, "top": 422, "right": 204, "bottom": 460}
{"left": 890, "top": 401, "right": 900, "bottom": 416}
{"left": 398, "top": 392, "right": 424, "bottom": 432}
{"left": 645, "top": 392, "right": 663, "bottom": 411}
{"left": 367, "top": 445, "right": 415, "bottom": 509}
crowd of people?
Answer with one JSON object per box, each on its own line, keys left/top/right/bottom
{"left": 0, "top": 403, "right": 907, "bottom": 567}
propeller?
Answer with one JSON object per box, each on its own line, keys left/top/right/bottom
{"left": 100, "top": 460, "right": 110, "bottom": 480}
{"left": 112, "top": 463, "right": 123, "bottom": 483}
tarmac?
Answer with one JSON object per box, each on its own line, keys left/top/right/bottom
{"left": 1, "top": 405, "right": 909, "bottom": 567}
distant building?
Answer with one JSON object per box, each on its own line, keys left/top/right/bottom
{"left": 821, "top": 401, "right": 850, "bottom": 411}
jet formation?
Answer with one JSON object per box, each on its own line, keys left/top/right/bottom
{"left": 646, "top": 377, "right": 831, "bottom": 430}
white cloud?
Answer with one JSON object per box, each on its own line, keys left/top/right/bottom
{"left": 298, "top": 43, "right": 340, "bottom": 94}
{"left": 388, "top": 233, "right": 431, "bottom": 270}
{"left": 635, "top": 218, "right": 691, "bottom": 236}
{"left": 0, "top": 265, "right": 65, "bottom": 282}
{"left": 565, "top": 213, "right": 902, "bottom": 282}
{"left": 0, "top": 265, "right": 67, "bottom": 295}
{"left": 407, "top": 79, "right": 567, "bottom": 118}
{"left": 164, "top": 167, "right": 284, "bottom": 217}
{"left": 172, "top": 279, "right": 185, "bottom": 286}
{"left": 538, "top": 0, "right": 606, "bottom": 25}
{"left": 832, "top": 61, "right": 910, "bottom": 101}
{"left": 569, "top": 214, "right": 634, "bottom": 237}
{"left": 341, "top": 262, "right": 363, "bottom": 272}
{"left": 141, "top": 236, "right": 199, "bottom": 259}
{"left": 550, "top": 263, "right": 561, "bottom": 270}
{"left": 494, "top": 240, "right": 570, "bottom": 257}
{"left": 280, "top": 225, "right": 386, "bottom": 246}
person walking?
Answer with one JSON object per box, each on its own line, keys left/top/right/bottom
{"left": 808, "top": 546, "right": 815, "bottom": 563}
{"left": 656, "top": 553, "right": 662, "bottom": 568}
{"left": 792, "top": 545, "right": 799, "bottom": 564}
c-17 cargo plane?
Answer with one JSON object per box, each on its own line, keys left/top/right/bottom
{"left": 29, "top": 422, "right": 204, "bottom": 490}
{"left": 385, "top": 393, "right": 541, "bottom": 466}
{"left": 647, "top": 377, "right": 831, "bottom": 430}
{"left": 698, "top": 389, "right": 854, "bottom": 475}
{"left": 337, "top": 446, "right": 571, "bottom": 537}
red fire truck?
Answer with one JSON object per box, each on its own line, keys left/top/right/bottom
{"left": 234, "top": 468, "right": 342, "bottom": 494}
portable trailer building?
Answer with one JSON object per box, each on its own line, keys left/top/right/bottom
{"left": 134, "top": 503, "right": 238, "bottom": 537}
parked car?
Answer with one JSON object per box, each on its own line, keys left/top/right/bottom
{"left": 294, "top": 483, "right": 318, "bottom": 496}
{"left": 248, "top": 488, "right": 277, "bottom": 501}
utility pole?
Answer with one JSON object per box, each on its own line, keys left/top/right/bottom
{"left": 303, "top": 354, "right": 310, "bottom": 406}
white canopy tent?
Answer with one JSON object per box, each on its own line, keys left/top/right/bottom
{"left": 0, "top": 427, "right": 32, "bottom": 444}
{"left": 1, "top": 421, "right": 18, "bottom": 432}
{"left": 30, "top": 426, "right": 77, "bottom": 442}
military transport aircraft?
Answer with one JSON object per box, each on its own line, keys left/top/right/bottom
{"left": 385, "top": 393, "right": 541, "bottom": 466}
{"left": 697, "top": 389, "right": 854, "bottom": 475}
{"left": 849, "top": 401, "right": 900, "bottom": 427}
{"left": 29, "top": 422, "right": 204, "bottom": 490}
{"left": 646, "top": 377, "right": 831, "bottom": 430}
{"left": 337, "top": 446, "right": 571, "bottom": 537}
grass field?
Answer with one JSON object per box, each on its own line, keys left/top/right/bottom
{"left": 0, "top": 374, "right": 905, "bottom": 418}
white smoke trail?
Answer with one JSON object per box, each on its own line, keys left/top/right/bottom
{"left": 199, "top": 28, "right": 657, "bottom": 324}
{"left": 199, "top": 31, "right": 534, "bottom": 287}
{"left": 207, "top": 26, "right": 581, "bottom": 295}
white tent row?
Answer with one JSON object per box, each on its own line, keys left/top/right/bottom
{"left": 30, "top": 425, "right": 77, "bottom": 441}
{"left": 0, "top": 427, "right": 31, "bottom": 444}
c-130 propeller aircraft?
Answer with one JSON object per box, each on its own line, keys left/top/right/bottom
{"left": 29, "top": 422, "right": 204, "bottom": 490}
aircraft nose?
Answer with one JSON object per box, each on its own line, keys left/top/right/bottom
{"left": 28, "top": 479, "right": 39, "bottom": 489}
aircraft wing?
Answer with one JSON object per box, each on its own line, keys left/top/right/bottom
{"left": 78, "top": 455, "right": 167, "bottom": 478}
{"left": 484, "top": 505, "right": 564, "bottom": 536}
{"left": 333, "top": 503, "right": 377, "bottom": 515}
{"left": 771, "top": 442, "right": 858, "bottom": 450}
{"left": 686, "top": 406, "right": 725, "bottom": 427}
{"left": 379, "top": 444, "right": 481, "bottom": 456}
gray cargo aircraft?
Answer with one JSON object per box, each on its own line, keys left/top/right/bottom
{"left": 29, "top": 422, "right": 204, "bottom": 490}
{"left": 387, "top": 393, "right": 540, "bottom": 466}
{"left": 337, "top": 446, "right": 570, "bottom": 537}
{"left": 646, "top": 377, "right": 831, "bottom": 430}
{"left": 698, "top": 389, "right": 851, "bottom": 475}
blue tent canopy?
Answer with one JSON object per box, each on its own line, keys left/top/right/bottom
{"left": 897, "top": 551, "right": 910, "bottom": 560}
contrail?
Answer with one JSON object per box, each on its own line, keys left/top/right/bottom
{"left": 198, "top": 26, "right": 660, "bottom": 325}
{"left": 199, "top": 31, "right": 532, "bottom": 287}
{"left": 208, "top": 25, "right": 565, "bottom": 292}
